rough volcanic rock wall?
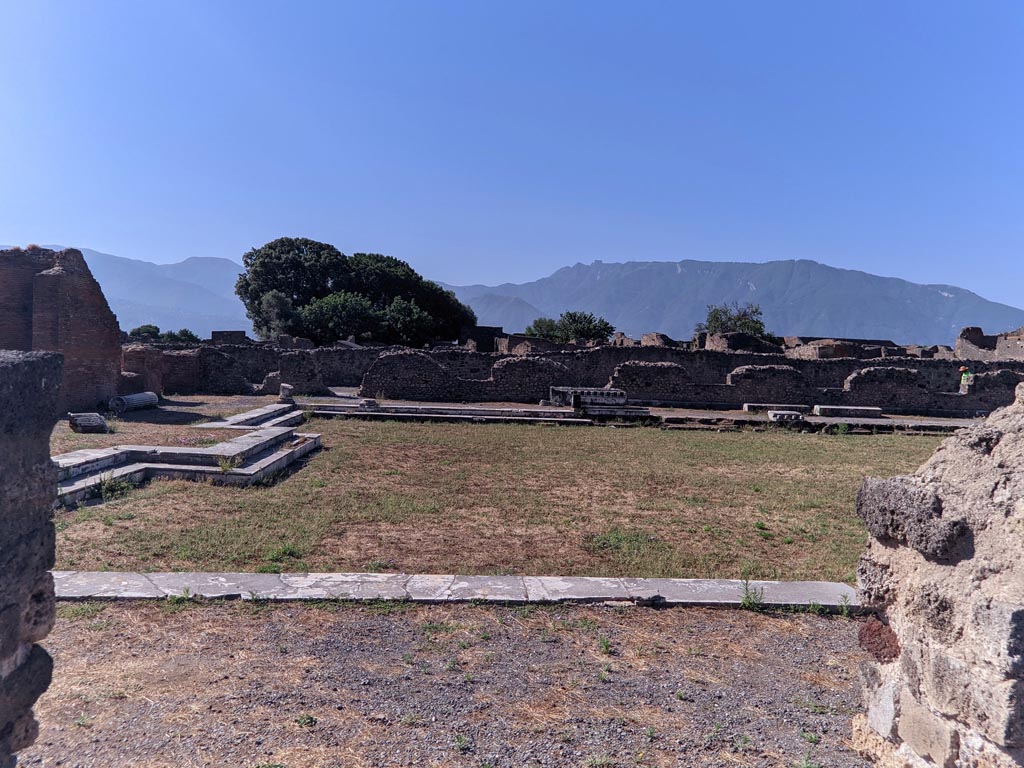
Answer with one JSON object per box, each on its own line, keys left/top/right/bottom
{"left": 0, "top": 247, "right": 121, "bottom": 412}
{"left": 852, "top": 383, "right": 1024, "bottom": 767}
{"left": 0, "top": 351, "right": 61, "bottom": 768}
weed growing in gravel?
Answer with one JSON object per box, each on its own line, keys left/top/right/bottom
{"left": 453, "top": 734, "right": 472, "bottom": 753}
{"left": 401, "top": 652, "right": 413, "bottom": 665}
{"left": 794, "top": 698, "right": 834, "bottom": 715}
{"left": 801, "top": 732, "right": 821, "bottom": 744}
{"left": 56, "top": 602, "right": 106, "bottom": 621}
{"left": 160, "top": 588, "right": 194, "bottom": 614}
{"left": 740, "top": 579, "right": 765, "bottom": 612}
{"left": 73, "top": 713, "right": 91, "bottom": 728}
{"left": 804, "top": 601, "right": 826, "bottom": 615}
{"left": 365, "top": 598, "right": 413, "bottom": 615}
{"left": 645, "top": 726, "right": 656, "bottom": 742}
{"left": 793, "top": 756, "right": 823, "bottom": 768}
{"left": 294, "top": 714, "right": 317, "bottom": 727}
{"left": 839, "top": 594, "right": 852, "bottom": 618}
{"left": 585, "top": 757, "right": 615, "bottom": 767}
{"left": 423, "top": 621, "right": 456, "bottom": 637}
{"left": 598, "top": 635, "right": 612, "bottom": 654}
{"left": 444, "top": 658, "right": 459, "bottom": 671}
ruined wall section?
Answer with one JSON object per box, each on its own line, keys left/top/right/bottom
{"left": 0, "top": 247, "right": 121, "bottom": 412}
{"left": 0, "top": 352, "right": 61, "bottom": 768}
{"left": 852, "top": 383, "right": 1024, "bottom": 767}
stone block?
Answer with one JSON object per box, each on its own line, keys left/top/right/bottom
{"left": 898, "top": 695, "right": 960, "bottom": 768}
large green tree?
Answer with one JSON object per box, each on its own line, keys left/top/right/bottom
{"left": 525, "top": 311, "right": 615, "bottom": 343}
{"left": 235, "top": 237, "right": 476, "bottom": 344}
{"left": 695, "top": 302, "right": 777, "bottom": 341}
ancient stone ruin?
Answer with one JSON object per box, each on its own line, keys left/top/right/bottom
{"left": 0, "top": 246, "right": 121, "bottom": 412}
{"left": 853, "top": 382, "right": 1024, "bottom": 767}
{"left": 0, "top": 351, "right": 61, "bottom": 768}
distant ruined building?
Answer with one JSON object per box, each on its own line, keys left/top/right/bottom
{"left": 0, "top": 246, "right": 122, "bottom": 412}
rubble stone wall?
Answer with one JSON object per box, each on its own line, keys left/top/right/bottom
{"left": 852, "top": 382, "right": 1024, "bottom": 768}
{"left": 0, "top": 351, "right": 61, "bottom": 768}
{"left": 121, "top": 339, "right": 1024, "bottom": 416}
{"left": 0, "top": 247, "right": 121, "bottom": 412}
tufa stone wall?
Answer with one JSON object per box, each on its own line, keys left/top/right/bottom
{"left": 852, "top": 383, "right": 1024, "bottom": 767}
{"left": 0, "top": 351, "right": 61, "bottom": 768}
{"left": 0, "top": 247, "right": 121, "bottom": 412}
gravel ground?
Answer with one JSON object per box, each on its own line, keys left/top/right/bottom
{"left": 22, "top": 601, "right": 869, "bottom": 768}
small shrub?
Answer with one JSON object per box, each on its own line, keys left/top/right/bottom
{"left": 217, "top": 455, "right": 242, "bottom": 473}
{"left": 98, "top": 474, "right": 133, "bottom": 503}
{"left": 740, "top": 579, "right": 765, "bottom": 612}
{"left": 294, "top": 713, "right": 317, "bottom": 727}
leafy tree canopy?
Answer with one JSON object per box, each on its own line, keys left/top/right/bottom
{"left": 128, "top": 324, "right": 161, "bottom": 340}
{"left": 525, "top": 311, "right": 615, "bottom": 343}
{"left": 235, "top": 237, "right": 476, "bottom": 345}
{"left": 128, "top": 325, "right": 201, "bottom": 343}
{"left": 695, "top": 302, "right": 778, "bottom": 342}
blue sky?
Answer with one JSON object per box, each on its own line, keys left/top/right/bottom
{"left": 1, "top": 1, "right": 1022, "bottom": 306}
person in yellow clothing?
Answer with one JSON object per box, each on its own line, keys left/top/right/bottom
{"left": 958, "top": 365, "right": 972, "bottom": 395}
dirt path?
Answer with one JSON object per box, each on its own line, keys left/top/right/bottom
{"left": 23, "top": 602, "right": 869, "bottom": 768}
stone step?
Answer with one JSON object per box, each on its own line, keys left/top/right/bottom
{"left": 52, "top": 571, "right": 860, "bottom": 611}
{"left": 743, "top": 403, "right": 811, "bottom": 413}
{"left": 55, "top": 432, "right": 320, "bottom": 505}
{"left": 310, "top": 410, "right": 594, "bottom": 426}
{"left": 195, "top": 403, "right": 298, "bottom": 429}
{"left": 306, "top": 402, "right": 580, "bottom": 419}
{"left": 812, "top": 405, "right": 885, "bottom": 418}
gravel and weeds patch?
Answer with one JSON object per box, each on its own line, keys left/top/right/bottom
{"left": 56, "top": 419, "right": 939, "bottom": 581}
{"left": 24, "top": 602, "right": 870, "bottom": 768}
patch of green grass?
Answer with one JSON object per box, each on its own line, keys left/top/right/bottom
{"left": 294, "top": 713, "right": 317, "bottom": 727}
{"left": 56, "top": 601, "right": 106, "bottom": 621}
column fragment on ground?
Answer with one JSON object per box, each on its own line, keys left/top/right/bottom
{"left": 0, "top": 351, "right": 62, "bottom": 768}
{"left": 852, "top": 383, "right": 1024, "bottom": 767}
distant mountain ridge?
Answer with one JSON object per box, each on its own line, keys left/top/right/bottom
{"left": 6, "top": 246, "right": 1021, "bottom": 345}
{"left": 445, "top": 259, "right": 1024, "bottom": 346}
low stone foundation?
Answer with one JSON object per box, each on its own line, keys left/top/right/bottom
{"left": 0, "top": 351, "right": 61, "bottom": 768}
{"left": 852, "top": 383, "right": 1024, "bottom": 767}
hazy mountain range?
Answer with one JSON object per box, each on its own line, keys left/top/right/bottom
{"left": 8, "top": 247, "right": 1023, "bottom": 345}
{"left": 444, "top": 259, "right": 1024, "bottom": 346}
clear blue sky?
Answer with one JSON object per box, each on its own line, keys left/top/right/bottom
{"left": 2, "top": 1, "right": 1022, "bottom": 306}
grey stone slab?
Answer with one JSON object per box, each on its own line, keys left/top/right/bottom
{"left": 523, "top": 576, "right": 630, "bottom": 602}
{"left": 448, "top": 575, "right": 528, "bottom": 602}
{"left": 405, "top": 574, "right": 455, "bottom": 601}
{"left": 621, "top": 577, "right": 859, "bottom": 608}
{"left": 279, "top": 573, "right": 410, "bottom": 600}
{"left": 761, "top": 580, "right": 859, "bottom": 608}
{"left": 55, "top": 571, "right": 162, "bottom": 599}
{"left": 621, "top": 577, "right": 745, "bottom": 604}
{"left": 147, "top": 572, "right": 282, "bottom": 599}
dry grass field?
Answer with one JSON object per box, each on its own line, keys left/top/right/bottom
{"left": 53, "top": 398, "right": 941, "bottom": 582}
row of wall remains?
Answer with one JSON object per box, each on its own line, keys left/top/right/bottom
{"left": 126, "top": 341, "right": 1024, "bottom": 417}
{"left": 956, "top": 326, "right": 1024, "bottom": 362}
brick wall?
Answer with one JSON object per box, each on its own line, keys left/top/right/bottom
{"left": 0, "top": 351, "right": 61, "bottom": 768}
{"left": 0, "top": 247, "right": 121, "bottom": 413}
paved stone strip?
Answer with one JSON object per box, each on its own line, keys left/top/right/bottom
{"left": 52, "top": 571, "right": 859, "bottom": 610}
